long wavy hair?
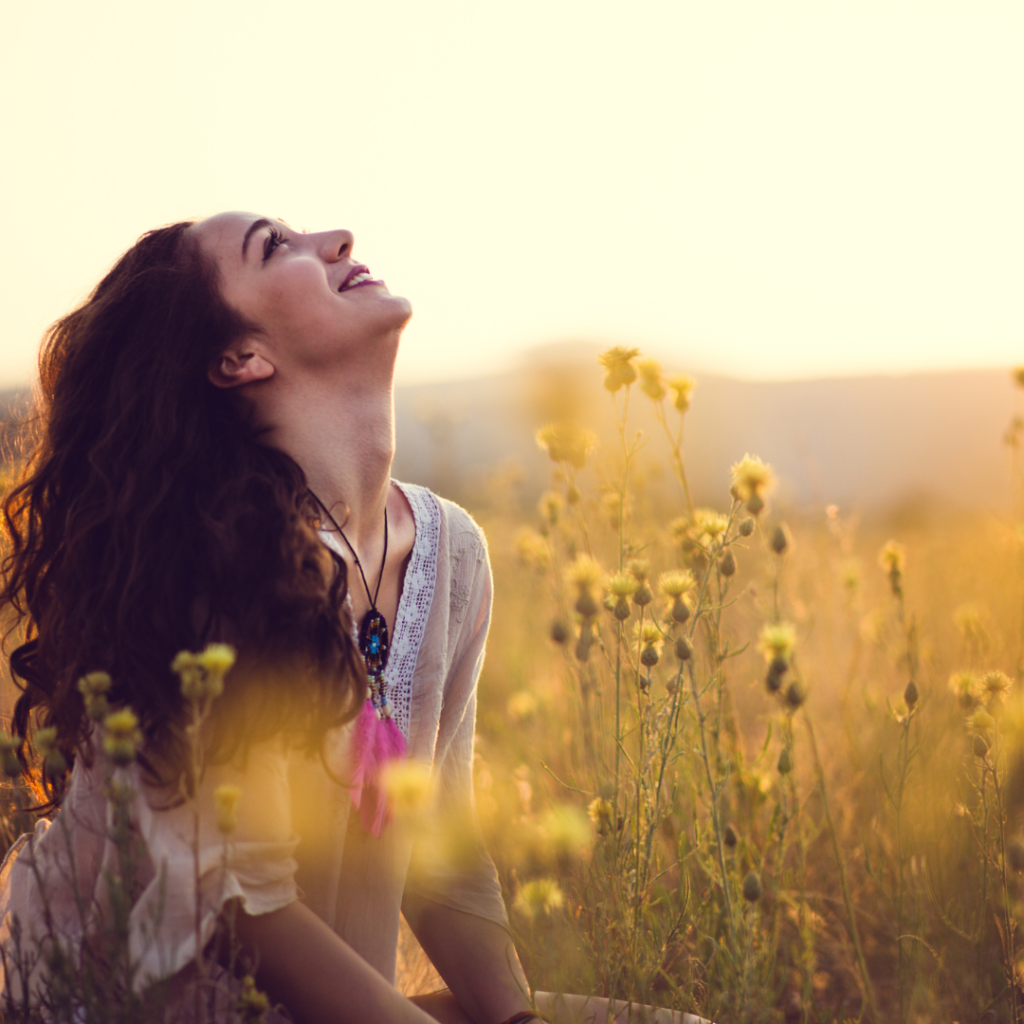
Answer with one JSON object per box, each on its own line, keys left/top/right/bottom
{"left": 0, "top": 221, "right": 364, "bottom": 797}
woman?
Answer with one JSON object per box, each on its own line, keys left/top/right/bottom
{"left": 0, "top": 213, "right": 701, "bottom": 1024}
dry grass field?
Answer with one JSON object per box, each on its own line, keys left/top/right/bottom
{"left": 4, "top": 350, "right": 1024, "bottom": 1023}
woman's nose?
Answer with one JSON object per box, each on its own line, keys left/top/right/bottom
{"left": 319, "top": 229, "right": 354, "bottom": 262}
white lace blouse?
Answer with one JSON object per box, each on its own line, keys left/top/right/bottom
{"left": 0, "top": 483, "right": 508, "bottom": 1004}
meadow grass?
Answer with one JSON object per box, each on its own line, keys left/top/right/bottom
{"left": 2, "top": 351, "right": 1024, "bottom": 1022}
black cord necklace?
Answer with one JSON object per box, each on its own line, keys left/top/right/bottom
{"left": 311, "top": 492, "right": 390, "bottom": 684}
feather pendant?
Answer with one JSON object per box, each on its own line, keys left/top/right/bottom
{"left": 348, "top": 698, "right": 408, "bottom": 837}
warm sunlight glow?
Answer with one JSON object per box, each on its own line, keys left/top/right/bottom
{"left": 1, "top": 1, "right": 1022, "bottom": 389}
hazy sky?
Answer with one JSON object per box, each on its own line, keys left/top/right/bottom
{"left": 2, "top": 2, "right": 1022, "bottom": 389}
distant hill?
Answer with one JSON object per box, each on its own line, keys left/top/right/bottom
{"left": 393, "top": 362, "right": 1019, "bottom": 514}
{"left": 0, "top": 364, "right": 1016, "bottom": 514}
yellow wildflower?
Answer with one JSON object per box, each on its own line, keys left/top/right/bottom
{"left": 983, "top": 671, "right": 1012, "bottom": 702}
{"left": 566, "top": 554, "right": 602, "bottom": 591}
{"left": 597, "top": 346, "right": 640, "bottom": 392}
{"left": 693, "top": 509, "right": 729, "bottom": 543}
{"left": 658, "top": 570, "right": 696, "bottom": 598}
{"left": 729, "top": 454, "right": 773, "bottom": 503}
{"left": 235, "top": 976, "right": 270, "bottom": 1024}
{"left": 381, "top": 760, "right": 435, "bottom": 818}
{"left": 587, "top": 796, "right": 614, "bottom": 835}
{"left": 540, "top": 805, "right": 593, "bottom": 859}
{"left": 214, "top": 784, "right": 242, "bottom": 834}
{"left": 758, "top": 623, "right": 797, "bottom": 663}
{"left": 507, "top": 690, "right": 539, "bottom": 724}
{"left": 969, "top": 707, "right": 996, "bottom": 738}
{"left": 606, "top": 573, "right": 639, "bottom": 598}
{"left": 102, "top": 708, "right": 142, "bottom": 767}
{"left": 948, "top": 671, "right": 981, "bottom": 710}
{"left": 637, "top": 358, "right": 666, "bottom": 400}
{"left": 535, "top": 423, "right": 597, "bottom": 469}
{"left": 667, "top": 374, "right": 696, "bottom": 413}
{"left": 514, "top": 877, "right": 565, "bottom": 919}
{"left": 878, "top": 540, "right": 905, "bottom": 575}
{"left": 515, "top": 528, "right": 551, "bottom": 570}
{"left": 537, "top": 491, "right": 564, "bottom": 526}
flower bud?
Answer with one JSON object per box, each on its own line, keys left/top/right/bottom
{"left": 613, "top": 597, "right": 631, "bottom": 621}
{"left": 770, "top": 525, "right": 789, "bottom": 555}
{"left": 675, "top": 636, "right": 693, "bottom": 661}
{"left": 550, "top": 621, "right": 569, "bottom": 645}
{"left": 777, "top": 748, "right": 793, "bottom": 775}
{"left": 640, "top": 645, "right": 660, "bottom": 668}
{"left": 633, "top": 584, "right": 653, "bottom": 607}
{"left": 102, "top": 708, "right": 142, "bottom": 767}
{"left": 719, "top": 550, "right": 737, "bottom": 577}
{"left": 738, "top": 518, "right": 755, "bottom": 537}
{"left": 784, "top": 680, "right": 806, "bottom": 710}
{"left": 766, "top": 665, "right": 784, "bottom": 693}
{"left": 671, "top": 598, "right": 690, "bottom": 624}
{"left": 904, "top": 680, "right": 919, "bottom": 709}
{"left": 973, "top": 734, "right": 990, "bottom": 758}
{"left": 723, "top": 824, "right": 737, "bottom": 848}
{"left": 742, "top": 871, "right": 762, "bottom": 902}
{"left": 575, "top": 590, "right": 599, "bottom": 619}
{"left": 746, "top": 494, "right": 765, "bottom": 516}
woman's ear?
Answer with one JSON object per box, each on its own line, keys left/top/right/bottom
{"left": 207, "top": 346, "right": 276, "bottom": 389}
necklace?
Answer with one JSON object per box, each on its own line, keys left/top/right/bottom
{"left": 311, "top": 492, "right": 391, "bottom": 708}
{"left": 309, "top": 489, "right": 407, "bottom": 838}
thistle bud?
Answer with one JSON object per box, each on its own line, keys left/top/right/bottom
{"left": 904, "top": 680, "right": 919, "bottom": 709}
{"left": 550, "top": 621, "right": 569, "bottom": 645}
{"left": 742, "top": 871, "right": 762, "bottom": 902}
{"left": 575, "top": 590, "right": 599, "bottom": 619}
{"left": 675, "top": 636, "right": 693, "bottom": 661}
{"left": 640, "top": 645, "right": 660, "bottom": 668}
{"left": 766, "top": 665, "right": 784, "bottom": 693}
{"left": 566, "top": 484, "right": 581, "bottom": 506}
{"left": 973, "top": 734, "right": 990, "bottom": 758}
{"left": 738, "top": 518, "right": 755, "bottom": 537}
{"left": 671, "top": 598, "right": 690, "bottom": 624}
{"left": 633, "top": 584, "right": 653, "bottom": 607}
{"left": 777, "top": 748, "right": 793, "bottom": 775}
{"left": 719, "top": 550, "right": 737, "bottom": 577}
{"left": 613, "top": 597, "right": 631, "bottom": 621}
{"left": 723, "top": 824, "right": 737, "bottom": 848}
{"left": 784, "top": 680, "right": 806, "bottom": 710}
{"left": 770, "top": 525, "right": 789, "bottom": 555}
{"left": 746, "top": 494, "right": 765, "bottom": 516}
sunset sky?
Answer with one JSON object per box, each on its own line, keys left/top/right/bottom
{"left": 1, "top": 1, "right": 1022, "bottom": 389}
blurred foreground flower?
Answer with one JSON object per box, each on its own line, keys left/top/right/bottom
{"left": 236, "top": 976, "right": 270, "bottom": 1024}
{"left": 381, "top": 760, "right": 435, "bottom": 819}
{"left": 173, "top": 643, "right": 236, "bottom": 702}
{"left": 35, "top": 726, "right": 67, "bottom": 776}
{"left": 587, "top": 796, "right": 614, "bottom": 835}
{"left": 637, "top": 358, "right": 666, "bottom": 400}
{"left": 535, "top": 422, "right": 597, "bottom": 469}
{"left": 730, "top": 454, "right": 773, "bottom": 515}
{"left": 515, "top": 877, "right": 565, "bottom": 919}
{"left": 668, "top": 374, "right": 695, "bottom": 413}
{"left": 539, "top": 805, "right": 593, "bottom": 860}
{"left": 758, "top": 623, "right": 796, "bottom": 664}
{"left": 0, "top": 734, "right": 22, "bottom": 779}
{"left": 103, "top": 708, "right": 142, "bottom": 767}
{"left": 598, "top": 346, "right": 640, "bottom": 392}
{"left": 214, "top": 784, "right": 242, "bottom": 834}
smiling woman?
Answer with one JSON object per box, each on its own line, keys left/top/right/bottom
{"left": 0, "top": 214, "right": 703, "bottom": 1024}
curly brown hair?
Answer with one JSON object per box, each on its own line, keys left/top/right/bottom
{"left": 0, "top": 221, "right": 364, "bottom": 796}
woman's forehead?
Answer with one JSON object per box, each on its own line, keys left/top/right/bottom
{"left": 190, "top": 211, "right": 272, "bottom": 267}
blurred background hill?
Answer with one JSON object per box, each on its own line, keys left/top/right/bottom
{"left": 2, "top": 356, "right": 1017, "bottom": 516}
{"left": 394, "top": 350, "right": 1017, "bottom": 516}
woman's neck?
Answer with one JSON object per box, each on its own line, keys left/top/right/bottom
{"left": 261, "top": 374, "right": 396, "bottom": 551}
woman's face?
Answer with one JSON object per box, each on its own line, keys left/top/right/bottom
{"left": 191, "top": 211, "right": 412, "bottom": 376}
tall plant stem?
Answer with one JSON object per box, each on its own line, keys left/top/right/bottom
{"left": 806, "top": 717, "right": 880, "bottom": 1023}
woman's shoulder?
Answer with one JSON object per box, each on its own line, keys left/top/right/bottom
{"left": 392, "top": 482, "right": 488, "bottom": 554}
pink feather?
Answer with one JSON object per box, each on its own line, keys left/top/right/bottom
{"left": 348, "top": 699, "right": 408, "bottom": 837}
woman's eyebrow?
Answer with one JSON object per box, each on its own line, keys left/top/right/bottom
{"left": 241, "top": 218, "right": 273, "bottom": 260}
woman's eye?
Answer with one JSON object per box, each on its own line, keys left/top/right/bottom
{"left": 262, "top": 229, "right": 285, "bottom": 261}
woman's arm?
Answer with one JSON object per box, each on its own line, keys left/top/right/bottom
{"left": 403, "top": 893, "right": 532, "bottom": 1024}
{"left": 234, "top": 900, "right": 443, "bottom": 1024}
